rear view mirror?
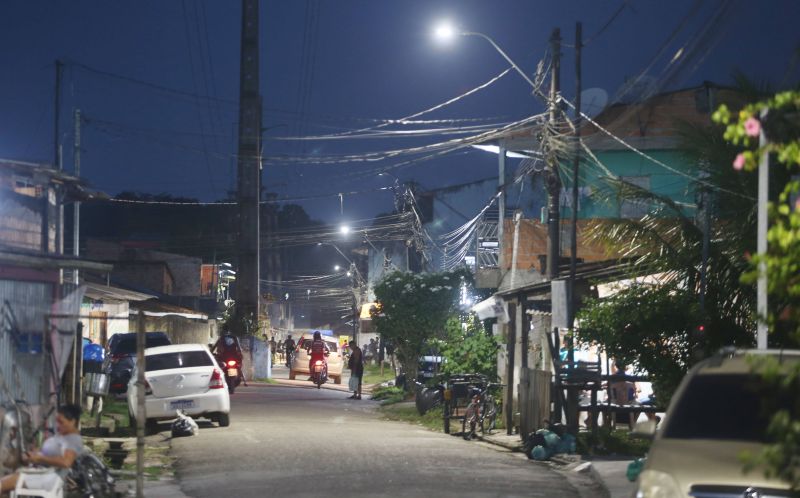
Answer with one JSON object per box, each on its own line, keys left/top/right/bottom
{"left": 631, "top": 420, "right": 657, "bottom": 440}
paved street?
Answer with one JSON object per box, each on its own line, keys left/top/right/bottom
{"left": 169, "top": 382, "right": 582, "bottom": 497}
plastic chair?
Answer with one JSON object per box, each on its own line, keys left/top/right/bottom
{"left": 11, "top": 468, "right": 64, "bottom": 498}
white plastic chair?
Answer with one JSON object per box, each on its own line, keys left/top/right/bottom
{"left": 11, "top": 467, "right": 64, "bottom": 498}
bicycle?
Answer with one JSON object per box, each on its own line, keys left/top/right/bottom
{"left": 462, "top": 381, "right": 504, "bottom": 440}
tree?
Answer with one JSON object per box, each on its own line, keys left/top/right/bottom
{"left": 371, "top": 269, "right": 469, "bottom": 386}
{"left": 714, "top": 90, "right": 800, "bottom": 490}
{"left": 437, "top": 315, "right": 499, "bottom": 380}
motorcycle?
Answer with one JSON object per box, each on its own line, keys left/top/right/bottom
{"left": 217, "top": 356, "right": 242, "bottom": 394}
{"left": 311, "top": 359, "right": 328, "bottom": 389}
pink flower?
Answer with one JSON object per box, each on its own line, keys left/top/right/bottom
{"left": 744, "top": 117, "right": 761, "bottom": 137}
{"left": 733, "top": 153, "right": 746, "bottom": 170}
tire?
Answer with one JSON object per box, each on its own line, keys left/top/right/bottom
{"left": 289, "top": 370, "right": 296, "bottom": 380}
{"left": 462, "top": 404, "right": 477, "bottom": 440}
{"left": 228, "top": 384, "right": 236, "bottom": 394}
{"left": 66, "top": 453, "right": 116, "bottom": 498}
{"left": 216, "top": 412, "right": 230, "bottom": 427}
{"left": 481, "top": 399, "right": 498, "bottom": 435}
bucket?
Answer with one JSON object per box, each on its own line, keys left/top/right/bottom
{"left": 85, "top": 372, "right": 110, "bottom": 396}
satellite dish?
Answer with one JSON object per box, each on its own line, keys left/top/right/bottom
{"left": 579, "top": 88, "right": 608, "bottom": 118}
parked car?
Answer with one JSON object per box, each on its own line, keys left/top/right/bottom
{"left": 634, "top": 348, "right": 799, "bottom": 497}
{"left": 127, "top": 344, "right": 231, "bottom": 431}
{"left": 289, "top": 334, "right": 344, "bottom": 384}
{"left": 104, "top": 332, "right": 171, "bottom": 393}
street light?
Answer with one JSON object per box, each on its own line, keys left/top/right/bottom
{"left": 334, "top": 265, "right": 341, "bottom": 272}
{"left": 340, "top": 225, "right": 351, "bottom": 235}
{"left": 432, "top": 20, "right": 540, "bottom": 94}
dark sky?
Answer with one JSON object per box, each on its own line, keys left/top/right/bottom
{"left": 1, "top": 0, "right": 797, "bottom": 223}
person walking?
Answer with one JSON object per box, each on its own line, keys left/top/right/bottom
{"left": 347, "top": 340, "right": 364, "bottom": 400}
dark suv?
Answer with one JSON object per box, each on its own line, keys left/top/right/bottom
{"left": 104, "top": 332, "right": 171, "bottom": 393}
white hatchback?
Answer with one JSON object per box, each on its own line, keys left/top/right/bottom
{"left": 127, "top": 344, "right": 231, "bottom": 430}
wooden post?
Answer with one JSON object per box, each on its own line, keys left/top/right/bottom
{"left": 505, "top": 302, "right": 516, "bottom": 435}
{"left": 136, "top": 311, "right": 145, "bottom": 498}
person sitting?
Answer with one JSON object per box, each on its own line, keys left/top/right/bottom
{"left": 0, "top": 404, "right": 83, "bottom": 495}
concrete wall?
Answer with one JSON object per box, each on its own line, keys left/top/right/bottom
{"left": 80, "top": 299, "right": 130, "bottom": 344}
{"left": 133, "top": 314, "right": 218, "bottom": 346}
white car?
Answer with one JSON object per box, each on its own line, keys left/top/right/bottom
{"left": 127, "top": 344, "right": 231, "bottom": 431}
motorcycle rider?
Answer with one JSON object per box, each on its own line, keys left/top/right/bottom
{"left": 211, "top": 330, "right": 247, "bottom": 386}
{"left": 306, "top": 331, "right": 330, "bottom": 381}
{"left": 283, "top": 335, "right": 296, "bottom": 367}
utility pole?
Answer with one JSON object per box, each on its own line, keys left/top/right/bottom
{"left": 756, "top": 110, "right": 769, "bottom": 349}
{"left": 73, "top": 109, "right": 81, "bottom": 285}
{"left": 545, "top": 29, "right": 562, "bottom": 280}
{"left": 235, "top": 0, "right": 262, "bottom": 335}
{"left": 53, "top": 60, "right": 62, "bottom": 170}
{"left": 498, "top": 145, "right": 506, "bottom": 271}
{"left": 566, "top": 22, "right": 582, "bottom": 437}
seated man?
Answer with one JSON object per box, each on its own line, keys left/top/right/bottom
{"left": 0, "top": 404, "right": 83, "bottom": 495}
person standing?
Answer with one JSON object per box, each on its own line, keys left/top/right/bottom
{"left": 347, "top": 340, "right": 364, "bottom": 400}
{"left": 269, "top": 336, "right": 277, "bottom": 363}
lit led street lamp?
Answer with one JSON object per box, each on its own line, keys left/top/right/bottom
{"left": 432, "top": 20, "right": 540, "bottom": 94}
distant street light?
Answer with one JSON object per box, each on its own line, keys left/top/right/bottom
{"left": 433, "top": 21, "right": 457, "bottom": 42}
{"left": 340, "top": 225, "right": 351, "bottom": 235}
{"left": 334, "top": 265, "right": 341, "bottom": 272}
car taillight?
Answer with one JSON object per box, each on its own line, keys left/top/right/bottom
{"left": 227, "top": 360, "right": 237, "bottom": 367}
{"left": 144, "top": 380, "right": 152, "bottom": 396}
{"left": 209, "top": 368, "right": 225, "bottom": 389}
{"left": 110, "top": 353, "right": 125, "bottom": 363}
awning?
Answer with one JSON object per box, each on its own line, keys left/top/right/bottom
{"left": 472, "top": 296, "right": 509, "bottom": 323}
{"left": 84, "top": 282, "right": 155, "bottom": 303}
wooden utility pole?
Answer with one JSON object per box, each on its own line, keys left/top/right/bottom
{"left": 235, "top": 0, "right": 262, "bottom": 334}
{"left": 545, "top": 29, "right": 561, "bottom": 280}
{"left": 73, "top": 109, "right": 81, "bottom": 285}
{"left": 53, "top": 60, "right": 62, "bottom": 170}
{"left": 135, "top": 311, "right": 146, "bottom": 498}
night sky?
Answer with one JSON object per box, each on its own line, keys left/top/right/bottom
{"left": 1, "top": 0, "right": 797, "bottom": 223}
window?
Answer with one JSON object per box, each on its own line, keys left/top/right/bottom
{"left": 619, "top": 175, "right": 651, "bottom": 219}
{"left": 663, "top": 374, "right": 796, "bottom": 442}
{"left": 146, "top": 351, "right": 214, "bottom": 372}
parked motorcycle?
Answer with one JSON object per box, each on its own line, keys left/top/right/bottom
{"left": 311, "top": 360, "right": 328, "bottom": 389}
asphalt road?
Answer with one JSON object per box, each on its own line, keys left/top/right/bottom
{"left": 169, "top": 382, "right": 583, "bottom": 498}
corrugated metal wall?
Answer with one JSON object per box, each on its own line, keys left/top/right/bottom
{"left": 0, "top": 279, "right": 51, "bottom": 406}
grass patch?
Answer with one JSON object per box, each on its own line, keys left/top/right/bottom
{"left": 254, "top": 377, "right": 278, "bottom": 384}
{"left": 379, "top": 402, "right": 444, "bottom": 432}
{"left": 577, "top": 428, "right": 651, "bottom": 457}
{"left": 362, "top": 363, "right": 396, "bottom": 385}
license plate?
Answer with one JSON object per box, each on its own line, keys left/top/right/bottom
{"left": 227, "top": 368, "right": 238, "bottom": 377}
{"left": 170, "top": 399, "right": 195, "bottom": 410}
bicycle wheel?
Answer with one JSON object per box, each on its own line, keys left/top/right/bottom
{"left": 480, "top": 396, "right": 498, "bottom": 435}
{"left": 462, "top": 403, "right": 478, "bottom": 440}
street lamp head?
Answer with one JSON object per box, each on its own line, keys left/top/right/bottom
{"left": 433, "top": 21, "right": 458, "bottom": 42}
{"left": 340, "top": 225, "right": 351, "bottom": 235}
{"left": 334, "top": 265, "right": 341, "bottom": 272}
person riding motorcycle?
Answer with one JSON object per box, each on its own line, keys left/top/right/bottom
{"left": 283, "top": 335, "right": 296, "bottom": 367}
{"left": 306, "top": 331, "right": 330, "bottom": 380}
{"left": 211, "top": 331, "right": 246, "bottom": 386}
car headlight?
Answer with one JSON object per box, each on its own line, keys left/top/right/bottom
{"left": 635, "top": 470, "right": 683, "bottom": 498}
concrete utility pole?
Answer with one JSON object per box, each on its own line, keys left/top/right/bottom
{"left": 498, "top": 145, "right": 506, "bottom": 270}
{"left": 756, "top": 110, "right": 769, "bottom": 349}
{"left": 53, "top": 60, "right": 62, "bottom": 170}
{"left": 545, "top": 29, "right": 562, "bottom": 280}
{"left": 235, "top": 0, "right": 262, "bottom": 334}
{"left": 565, "top": 22, "right": 582, "bottom": 437}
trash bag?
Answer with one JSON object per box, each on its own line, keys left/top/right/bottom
{"left": 627, "top": 457, "right": 646, "bottom": 482}
{"left": 171, "top": 410, "right": 199, "bottom": 438}
{"left": 531, "top": 445, "right": 550, "bottom": 461}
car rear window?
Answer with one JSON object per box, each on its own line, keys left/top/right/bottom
{"left": 662, "top": 373, "right": 795, "bottom": 442}
{"left": 112, "top": 334, "right": 171, "bottom": 355}
{"left": 146, "top": 351, "right": 213, "bottom": 372}
{"left": 299, "top": 338, "right": 338, "bottom": 352}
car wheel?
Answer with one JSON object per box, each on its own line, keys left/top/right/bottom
{"left": 333, "top": 376, "right": 342, "bottom": 385}
{"left": 216, "top": 412, "right": 230, "bottom": 427}
{"left": 289, "top": 370, "right": 296, "bottom": 380}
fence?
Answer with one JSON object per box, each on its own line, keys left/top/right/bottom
{"left": 518, "top": 369, "right": 551, "bottom": 438}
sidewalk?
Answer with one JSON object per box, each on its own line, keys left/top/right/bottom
{"left": 477, "top": 432, "right": 636, "bottom": 497}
